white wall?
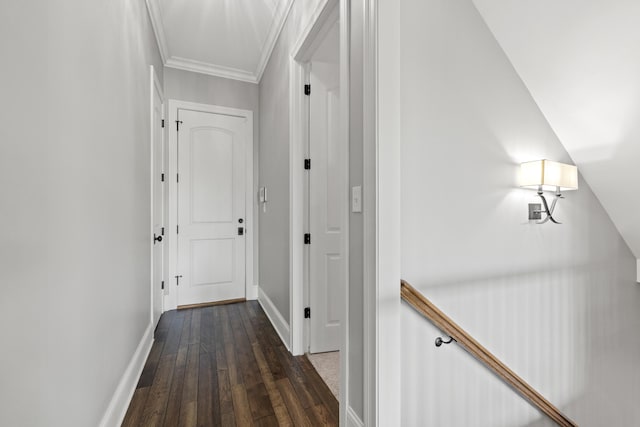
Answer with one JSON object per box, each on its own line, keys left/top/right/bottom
{"left": 0, "top": 1, "right": 163, "bottom": 425}
{"left": 471, "top": 0, "right": 640, "bottom": 262}
{"left": 399, "top": 0, "right": 640, "bottom": 426}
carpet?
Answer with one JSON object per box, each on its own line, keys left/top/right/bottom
{"left": 307, "top": 351, "right": 340, "bottom": 399}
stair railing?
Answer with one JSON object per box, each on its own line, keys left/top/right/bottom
{"left": 401, "top": 280, "right": 577, "bottom": 427}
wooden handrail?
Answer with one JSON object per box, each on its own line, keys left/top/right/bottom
{"left": 401, "top": 280, "right": 578, "bottom": 427}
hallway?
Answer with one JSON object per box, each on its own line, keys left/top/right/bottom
{"left": 122, "top": 302, "right": 338, "bottom": 426}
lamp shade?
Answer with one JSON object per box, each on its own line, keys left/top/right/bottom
{"left": 520, "top": 160, "right": 578, "bottom": 192}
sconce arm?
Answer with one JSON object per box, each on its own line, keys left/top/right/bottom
{"left": 536, "top": 189, "right": 562, "bottom": 224}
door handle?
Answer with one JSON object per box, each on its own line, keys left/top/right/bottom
{"left": 238, "top": 227, "right": 244, "bottom": 236}
{"left": 154, "top": 234, "right": 163, "bottom": 243}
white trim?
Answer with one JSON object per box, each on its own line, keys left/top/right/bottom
{"left": 258, "top": 287, "right": 291, "bottom": 350}
{"left": 144, "top": 0, "right": 169, "bottom": 63}
{"left": 255, "top": 0, "right": 295, "bottom": 82}
{"left": 289, "top": 54, "right": 306, "bottom": 356}
{"left": 166, "top": 100, "right": 256, "bottom": 310}
{"left": 347, "top": 406, "right": 365, "bottom": 427}
{"left": 165, "top": 57, "right": 259, "bottom": 84}
{"left": 291, "top": 0, "right": 337, "bottom": 62}
{"left": 637, "top": 259, "right": 639, "bottom": 283}
{"left": 363, "top": 0, "right": 403, "bottom": 425}
{"left": 289, "top": 0, "right": 340, "bottom": 357}
{"left": 149, "top": 65, "right": 165, "bottom": 329}
{"left": 98, "top": 323, "right": 154, "bottom": 427}
{"left": 339, "top": 1, "right": 351, "bottom": 426}
{"left": 362, "top": 0, "right": 377, "bottom": 422}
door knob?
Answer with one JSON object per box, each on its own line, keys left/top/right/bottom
{"left": 154, "top": 234, "right": 163, "bottom": 243}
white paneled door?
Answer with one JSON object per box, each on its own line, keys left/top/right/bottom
{"left": 309, "top": 60, "right": 344, "bottom": 353}
{"left": 176, "top": 109, "right": 248, "bottom": 306}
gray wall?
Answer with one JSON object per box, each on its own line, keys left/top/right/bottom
{"left": 259, "top": 1, "right": 366, "bottom": 421}
{"left": 348, "top": 0, "right": 365, "bottom": 419}
{"left": 164, "top": 68, "right": 260, "bottom": 288}
{"left": 164, "top": 67, "right": 259, "bottom": 112}
{"left": 0, "top": 0, "right": 163, "bottom": 425}
{"left": 258, "top": 20, "right": 293, "bottom": 321}
{"left": 258, "top": 0, "right": 324, "bottom": 323}
{"left": 399, "top": 0, "right": 640, "bottom": 426}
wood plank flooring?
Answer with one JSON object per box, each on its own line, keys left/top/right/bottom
{"left": 122, "top": 301, "right": 338, "bottom": 426}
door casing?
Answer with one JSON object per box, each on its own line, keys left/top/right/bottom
{"left": 165, "top": 100, "right": 256, "bottom": 310}
{"left": 150, "top": 65, "right": 165, "bottom": 328}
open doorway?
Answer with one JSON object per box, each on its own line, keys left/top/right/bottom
{"left": 288, "top": 0, "right": 348, "bottom": 414}
{"left": 305, "top": 18, "right": 342, "bottom": 398}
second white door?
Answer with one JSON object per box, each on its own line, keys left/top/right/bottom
{"left": 309, "top": 52, "right": 344, "bottom": 353}
{"left": 176, "top": 109, "right": 248, "bottom": 307}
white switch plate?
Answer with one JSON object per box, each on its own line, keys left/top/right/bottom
{"left": 352, "top": 186, "right": 362, "bottom": 213}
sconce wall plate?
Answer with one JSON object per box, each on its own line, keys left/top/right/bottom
{"left": 528, "top": 203, "right": 542, "bottom": 221}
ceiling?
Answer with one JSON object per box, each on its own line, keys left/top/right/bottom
{"left": 145, "top": 0, "right": 293, "bottom": 83}
{"left": 472, "top": 0, "right": 640, "bottom": 259}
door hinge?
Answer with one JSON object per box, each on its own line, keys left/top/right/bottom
{"left": 177, "top": 225, "right": 179, "bottom": 234}
{"left": 176, "top": 174, "right": 179, "bottom": 183}
{"left": 304, "top": 84, "right": 311, "bottom": 96}
{"left": 176, "top": 120, "right": 183, "bottom": 131}
{"left": 304, "top": 233, "right": 311, "bottom": 244}
{"left": 304, "top": 307, "right": 311, "bottom": 318}
{"left": 304, "top": 158, "right": 311, "bottom": 170}
{"left": 161, "top": 119, "right": 165, "bottom": 128}
{"left": 161, "top": 280, "right": 164, "bottom": 290}
{"left": 161, "top": 173, "right": 165, "bottom": 182}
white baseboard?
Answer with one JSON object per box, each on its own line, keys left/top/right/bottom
{"left": 258, "top": 287, "right": 291, "bottom": 350}
{"left": 247, "top": 284, "right": 259, "bottom": 301}
{"left": 98, "top": 323, "right": 154, "bottom": 427}
{"left": 347, "top": 405, "right": 365, "bottom": 427}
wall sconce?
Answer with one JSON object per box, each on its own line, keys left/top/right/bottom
{"left": 520, "top": 159, "right": 578, "bottom": 224}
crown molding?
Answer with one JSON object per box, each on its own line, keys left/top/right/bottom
{"left": 145, "top": 0, "right": 291, "bottom": 84}
{"left": 255, "top": 0, "right": 295, "bottom": 82}
{"left": 144, "top": 0, "right": 170, "bottom": 63}
{"left": 165, "top": 57, "right": 259, "bottom": 84}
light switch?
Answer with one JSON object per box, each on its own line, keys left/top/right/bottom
{"left": 352, "top": 186, "right": 362, "bottom": 213}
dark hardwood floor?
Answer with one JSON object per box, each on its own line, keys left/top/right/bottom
{"left": 122, "top": 301, "right": 338, "bottom": 426}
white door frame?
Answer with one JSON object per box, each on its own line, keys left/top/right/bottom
{"left": 290, "top": 0, "right": 341, "bottom": 356}
{"left": 165, "top": 100, "right": 257, "bottom": 310}
{"left": 289, "top": 0, "right": 350, "bottom": 425}
{"left": 149, "top": 65, "right": 164, "bottom": 326}
{"left": 363, "top": 0, "right": 402, "bottom": 425}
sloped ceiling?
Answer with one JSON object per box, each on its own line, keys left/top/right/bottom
{"left": 472, "top": 0, "right": 640, "bottom": 259}
{"left": 145, "top": 0, "right": 293, "bottom": 83}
